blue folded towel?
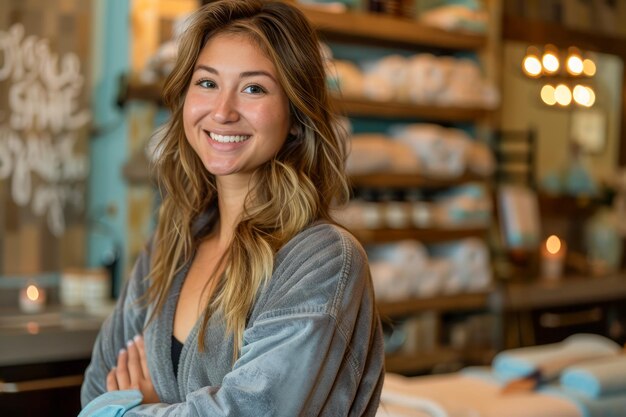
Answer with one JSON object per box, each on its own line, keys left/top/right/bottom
{"left": 560, "top": 355, "right": 626, "bottom": 399}
{"left": 492, "top": 334, "right": 620, "bottom": 382}
{"left": 78, "top": 390, "right": 143, "bottom": 417}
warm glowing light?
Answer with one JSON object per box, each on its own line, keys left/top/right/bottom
{"left": 542, "top": 52, "right": 560, "bottom": 73}
{"left": 26, "top": 285, "right": 40, "bottom": 301}
{"left": 546, "top": 235, "right": 562, "bottom": 254}
{"left": 566, "top": 55, "right": 583, "bottom": 75}
{"left": 540, "top": 84, "right": 556, "bottom": 105}
{"left": 583, "top": 59, "right": 596, "bottom": 76}
{"left": 573, "top": 85, "right": 595, "bottom": 106}
{"left": 585, "top": 87, "right": 596, "bottom": 106}
{"left": 523, "top": 55, "right": 542, "bottom": 77}
{"left": 554, "top": 84, "right": 572, "bottom": 106}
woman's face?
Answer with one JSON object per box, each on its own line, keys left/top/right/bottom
{"left": 183, "top": 33, "right": 292, "bottom": 181}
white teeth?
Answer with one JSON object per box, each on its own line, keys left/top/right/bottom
{"left": 209, "top": 132, "right": 249, "bottom": 143}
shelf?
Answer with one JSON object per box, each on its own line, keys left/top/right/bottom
{"left": 350, "top": 172, "right": 487, "bottom": 189}
{"left": 352, "top": 227, "right": 488, "bottom": 244}
{"left": 378, "top": 291, "right": 494, "bottom": 317}
{"left": 501, "top": 274, "right": 626, "bottom": 312}
{"left": 336, "top": 96, "right": 491, "bottom": 121}
{"left": 297, "top": 5, "right": 487, "bottom": 51}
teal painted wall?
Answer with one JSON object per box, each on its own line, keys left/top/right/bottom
{"left": 87, "top": 0, "right": 130, "bottom": 296}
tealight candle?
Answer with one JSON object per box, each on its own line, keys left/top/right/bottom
{"left": 19, "top": 284, "right": 47, "bottom": 313}
{"left": 541, "top": 234, "right": 567, "bottom": 280}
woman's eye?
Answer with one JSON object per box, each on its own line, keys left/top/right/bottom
{"left": 196, "top": 79, "right": 216, "bottom": 89}
{"left": 243, "top": 84, "right": 266, "bottom": 94}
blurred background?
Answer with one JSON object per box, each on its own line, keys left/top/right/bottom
{"left": 0, "top": 0, "right": 625, "bottom": 415}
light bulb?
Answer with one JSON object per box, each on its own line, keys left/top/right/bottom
{"left": 542, "top": 51, "right": 560, "bottom": 74}
{"left": 523, "top": 55, "right": 542, "bottom": 77}
{"left": 583, "top": 59, "right": 596, "bottom": 76}
{"left": 540, "top": 84, "right": 556, "bottom": 105}
{"left": 573, "top": 85, "right": 590, "bottom": 106}
{"left": 554, "top": 84, "right": 572, "bottom": 106}
{"left": 566, "top": 55, "right": 583, "bottom": 75}
{"left": 585, "top": 86, "right": 595, "bottom": 106}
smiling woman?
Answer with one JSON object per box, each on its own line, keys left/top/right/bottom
{"left": 79, "top": 1, "right": 385, "bottom": 416}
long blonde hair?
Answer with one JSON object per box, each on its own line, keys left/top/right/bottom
{"left": 147, "top": 0, "right": 349, "bottom": 358}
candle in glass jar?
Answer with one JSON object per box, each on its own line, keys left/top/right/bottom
{"left": 19, "top": 284, "right": 46, "bottom": 313}
{"left": 541, "top": 235, "right": 567, "bottom": 280}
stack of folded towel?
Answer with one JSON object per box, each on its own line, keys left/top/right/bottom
{"left": 344, "top": 123, "right": 495, "bottom": 180}
{"left": 327, "top": 53, "right": 500, "bottom": 109}
{"left": 366, "top": 238, "right": 491, "bottom": 301}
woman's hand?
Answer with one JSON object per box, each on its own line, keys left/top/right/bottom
{"left": 107, "top": 335, "right": 160, "bottom": 404}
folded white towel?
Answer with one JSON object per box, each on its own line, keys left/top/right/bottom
{"left": 364, "top": 55, "right": 409, "bottom": 102}
{"left": 466, "top": 140, "right": 496, "bottom": 177}
{"left": 347, "top": 134, "right": 419, "bottom": 175}
{"left": 419, "top": 5, "right": 488, "bottom": 33}
{"left": 329, "top": 59, "right": 364, "bottom": 98}
{"left": 412, "top": 259, "right": 450, "bottom": 298}
{"left": 406, "top": 54, "right": 447, "bottom": 104}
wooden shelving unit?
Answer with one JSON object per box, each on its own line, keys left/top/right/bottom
{"left": 297, "top": 5, "right": 486, "bottom": 51}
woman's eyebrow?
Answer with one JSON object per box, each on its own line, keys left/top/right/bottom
{"left": 193, "top": 65, "right": 277, "bottom": 83}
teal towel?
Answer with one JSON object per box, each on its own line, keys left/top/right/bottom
{"left": 78, "top": 390, "right": 143, "bottom": 417}
{"left": 492, "top": 334, "right": 621, "bottom": 382}
{"left": 560, "top": 356, "right": 626, "bottom": 399}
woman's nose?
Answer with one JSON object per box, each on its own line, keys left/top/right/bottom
{"left": 211, "top": 91, "right": 239, "bottom": 124}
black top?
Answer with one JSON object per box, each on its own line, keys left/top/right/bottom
{"left": 171, "top": 335, "right": 184, "bottom": 378}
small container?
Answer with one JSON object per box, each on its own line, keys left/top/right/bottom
{"left": 362, "top": 202, "right": 384, "bottom": 229}
{"left": 83, "top": 268, "right": 111, "bottom": 313}
{"left": 385, "top": 201, "right": 411, "bottom": 229}
{"left": 60, "top": 269, "right": 85, "bottom": 307}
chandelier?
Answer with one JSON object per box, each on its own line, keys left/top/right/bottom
{"left": 521, "top": 45, "right": 596, "bottom": 107}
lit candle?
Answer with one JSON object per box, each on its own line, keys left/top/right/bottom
{"left": 541, "top": 235, "right": 567, "bottom": 280}
{"left": 19, "top": 284, "right": 47, "bottom": 313}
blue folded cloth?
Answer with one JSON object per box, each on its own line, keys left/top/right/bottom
{"left": 78, "top": 390, "right": 143, "bottom": 417}
{"left": 492, "top": 334, "right": 621, "bottom": 382}
{"left": 560, "top": 355, "right": 626, "bottom": 399}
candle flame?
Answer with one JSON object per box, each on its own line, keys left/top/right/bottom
{"left": 546, "top": 235, "right": 561, "bottom": 254}
{"left": 26, "top": 285, "right": 40, "bottom": 301}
